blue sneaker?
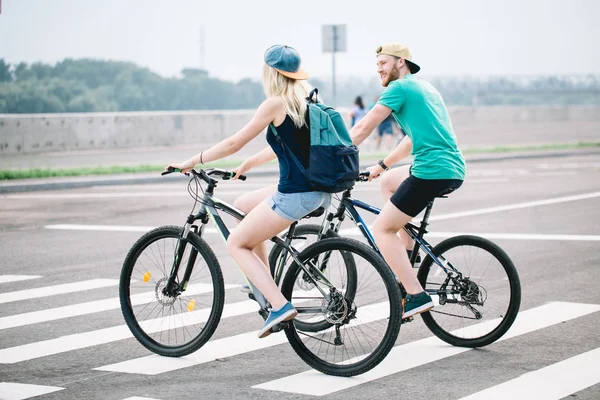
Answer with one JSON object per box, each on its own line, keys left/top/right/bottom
{"left": 258, "top": 302, "right": 297, "bottom": 338}
{"left": 403, "top": 291, "right": 434, "bottom": 319}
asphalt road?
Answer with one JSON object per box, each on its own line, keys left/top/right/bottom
{"left": 1, "top": 152, "right": 599, "bottom": 400}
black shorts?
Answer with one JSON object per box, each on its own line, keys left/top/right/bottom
{"left": 390, "top": 174, "right": 463, "bottom": 217}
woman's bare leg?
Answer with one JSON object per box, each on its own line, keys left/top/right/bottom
{"left": 227, "top": 201, "right": 295, "bottom": 309}
{"left": 232, "top": 184, "right": 276, "bottom": 267}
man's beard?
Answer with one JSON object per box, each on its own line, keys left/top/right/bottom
{"left": 381, "top": 66, "right": 400, "bottom": 87}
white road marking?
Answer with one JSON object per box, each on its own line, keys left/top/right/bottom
{"left": 0, "top": 382, "right": 64, "bottom": 400}
{"left": 45, "top": 224, "right": 217, "bottom": 234}
{"left": 94, "top": 302, "right": 390, "bottom": 375}
{"left": 1, "top": 190, "right": 268, "bottom": 199}
{"left": 337, "top": 228, "right": 600, "bottom": 241}
{"left": 0, "top": 283, "right": 238, "bottom": 330}
{"left": 0, "top": 275, "right": 41, "bottom": 284}
{"left": 457, "top": 347, "right": 600, "bottom": 400}
{"left": 121, "top": 397, "right": 163, "bottom": 400}
{"left": 0, "top": 279, "right": 118, "bottom": 305}
{"left": 45, "top": 225, "right": 600, "bottom": 242}
{"left": 43, "top": 190, "right": 600, "bottom": 239}
{"left": 430, "top": 191, "right": 600, "bottom": 221}
{"left": 0, "top": 299, "right": 261, "bottom": 364}
{"left": 253, "top": 301, "right": 600, "bottom": 396}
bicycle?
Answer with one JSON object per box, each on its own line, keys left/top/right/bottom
{"left": 269, "top": 172, "right": 522, "bottom": 348}
{"left": 119, "top": 167, "right": 403, "bottom": 376}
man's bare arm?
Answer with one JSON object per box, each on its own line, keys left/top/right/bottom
{"left": 350, "top": 104, "right": 393, "bottom": 146}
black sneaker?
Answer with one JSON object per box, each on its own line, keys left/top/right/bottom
{"left": 403, "top": 291, "right": 434, "bottom": 319}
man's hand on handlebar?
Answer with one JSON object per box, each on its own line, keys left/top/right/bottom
{"left": 364, "top": 164, "right": 385, "bottom": 182}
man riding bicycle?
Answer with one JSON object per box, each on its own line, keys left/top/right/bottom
{"left": 349, "top": 43, "right": 466, "bottom": 319}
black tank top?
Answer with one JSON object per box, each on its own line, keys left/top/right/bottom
{"left": 266, "top": 115, "right": 312, "bottom": 193}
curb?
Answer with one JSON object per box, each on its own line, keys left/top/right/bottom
{"left": 1, "top": 148, "right": 599, "bottom": 194}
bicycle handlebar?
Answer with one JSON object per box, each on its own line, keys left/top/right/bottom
{"left": 356, "top": 171, "right": 370, "bottom": 182}
{"left": 161, "top": 167, "right": 247, "bottom": 182}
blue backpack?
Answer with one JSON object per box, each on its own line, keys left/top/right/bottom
{"left": 270, "top": 89, "right": 360, "bottom": 193}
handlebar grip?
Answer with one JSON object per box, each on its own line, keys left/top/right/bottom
{"left": 237, "top": 174, "right": 247, "bottom": 181}
{"left": 161, "top": 166, "right": 181, "bottom": 176}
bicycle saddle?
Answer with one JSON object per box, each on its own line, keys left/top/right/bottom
{"left": 302, "top": 207, "right": 325, "bottom": 219}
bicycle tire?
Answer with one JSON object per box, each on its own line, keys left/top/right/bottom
{"left": 269, "top": 224, "right": 357, "bottom": 332}
{"left": 120, "top": 225, "right": 225, "bottom": 357}
{"left": 417, "top": 235, "right": 521, "bottom": 348}
{"left": 281, "top": 237, "right": 402, "bottom": 377}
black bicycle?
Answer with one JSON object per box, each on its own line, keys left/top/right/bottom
{"left": 269, "top": 172, "right": 521, "bottom": 348}
{"left": 119, "top": 168, "right": 402, "bottom": 376}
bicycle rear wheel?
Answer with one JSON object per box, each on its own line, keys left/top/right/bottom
{"left": 417, "top": 235, "right": 521, "bottom": 348}
{"left": 268, "top": 224, "right": 334, "bottom": 277}
{"left": 281, "top": 238, "right": 402, "bottom": 377}
{"left": 270, "top": 224, "right": 357, "bottom": 333}
{"left": 119, "top": 225, "right": 225, "bottom": 357}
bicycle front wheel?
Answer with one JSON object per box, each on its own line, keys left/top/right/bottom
{"left": 417, "top": 235, "right": 521, "bottom": 348}
{"left": 119, "top": 225, "right": 225, "bottom": 357}
{"left": 281, "top": 238, "right": 402, "bottom": 377}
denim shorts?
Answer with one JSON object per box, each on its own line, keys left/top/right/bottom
{"left": 267, "top": 191, "right": 332, "bottom": 221}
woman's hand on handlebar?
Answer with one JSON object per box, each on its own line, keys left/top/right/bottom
{"left": 164, "top": 154, "right": 199, "bottom": 174}
{"left": 232, "top": 158, "right": 252, "bottom": 180}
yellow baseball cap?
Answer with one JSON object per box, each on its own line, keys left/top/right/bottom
{"left": 376, "top": 43, "right": 421, "bottom": 74}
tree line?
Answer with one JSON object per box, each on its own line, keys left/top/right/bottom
{"left": 0, "top": 58, "right": 598, "bottom": 114}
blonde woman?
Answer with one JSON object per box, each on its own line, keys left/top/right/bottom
{"left": 166, "top": 45, "right": 331, "bottom": 338}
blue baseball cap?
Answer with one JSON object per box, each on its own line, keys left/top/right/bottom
{"left": 264, "top": 45, "right": 309, "bottom": 80}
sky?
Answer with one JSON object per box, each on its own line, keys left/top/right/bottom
{"left": 1, "top": 0, "right": 599, "bottom": 82}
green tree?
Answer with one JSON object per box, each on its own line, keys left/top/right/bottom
{"left": 0, "top": 59, "right": 12, "bottom": 82}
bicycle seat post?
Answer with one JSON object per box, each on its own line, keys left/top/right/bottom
{"left": 417, "top": 200, "right": 435, "bottom": 238}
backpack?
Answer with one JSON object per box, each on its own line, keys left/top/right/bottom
{"left": 270, "top": 89, "right": 360, "bottom": 193}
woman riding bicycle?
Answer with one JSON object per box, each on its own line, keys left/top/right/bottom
{"left": 350, "top": 43, "right": 466, "bottom": 319}
{"left": 166, "top": 45, "right": 331, "bottom": 338}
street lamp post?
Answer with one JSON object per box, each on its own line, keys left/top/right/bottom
{"left": 322, "top": 24, "right": 346, "bottom": 107}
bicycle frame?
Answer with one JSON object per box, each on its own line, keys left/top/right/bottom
{"left": 167, "top": 169, "right": 335, "bottom": 313}
{"left": 324, "top": 189, "right": 459, "bottom": 276}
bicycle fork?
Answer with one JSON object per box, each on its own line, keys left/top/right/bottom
{"left": 163, "top": 217, "right": 202, "bottom": 298}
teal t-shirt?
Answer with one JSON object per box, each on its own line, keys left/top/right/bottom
{"left": 377, "top": 74, "right": 466, "bottom": 180}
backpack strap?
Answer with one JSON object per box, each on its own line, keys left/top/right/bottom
{"left": 269, "top": 123, "right": 309, "bottom": 176}
{"left": 306, "top": 88, "right": 319, "bottom": 104}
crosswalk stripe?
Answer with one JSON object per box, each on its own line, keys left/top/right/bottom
{"left": 252, "top": 301, "right": 600, "bottom": 396}
{"left": 0, "top": 382, "right": 64, "bottom": 400}
{"left": 0, "top": 276, "right": 41, "bottom": 284}
{"left": 0, "top": 279, "right": 119, "bottom": 304}
{"left": 0, "top": 283, "right": 238, "bottom": 330}
{"left": 94, "top": 302, "right": 389, "bottom": 375}
{"left": 457, "top": 347, "right": 600, "bottom": 400}
{"left": 0, "top": 299, "right": 260, "bottom": 364}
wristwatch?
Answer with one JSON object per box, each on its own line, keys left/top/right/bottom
{"left": 378, "top": 159, "right": 389, "bottom": 171}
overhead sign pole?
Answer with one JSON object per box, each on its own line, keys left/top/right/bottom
{"left": 322, "top": 24, "right": 346, "bottom": 107}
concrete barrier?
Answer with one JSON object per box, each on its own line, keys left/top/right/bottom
{"left": 1, "top": 106, "right": 599, "bottom": 155}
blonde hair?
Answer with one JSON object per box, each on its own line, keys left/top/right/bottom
{"left": 262, "top": 64, "right": 311, "bottom": 128}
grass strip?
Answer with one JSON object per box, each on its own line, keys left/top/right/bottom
{"left": 2, "top": 141, "right": 599, "bottom": 180}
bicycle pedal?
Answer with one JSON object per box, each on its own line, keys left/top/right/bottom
{"left": 270, "top": 321, "right": 290, "bottom": 333}
{"left": 401, "top": 316, "right": 414, "bottom": 324}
